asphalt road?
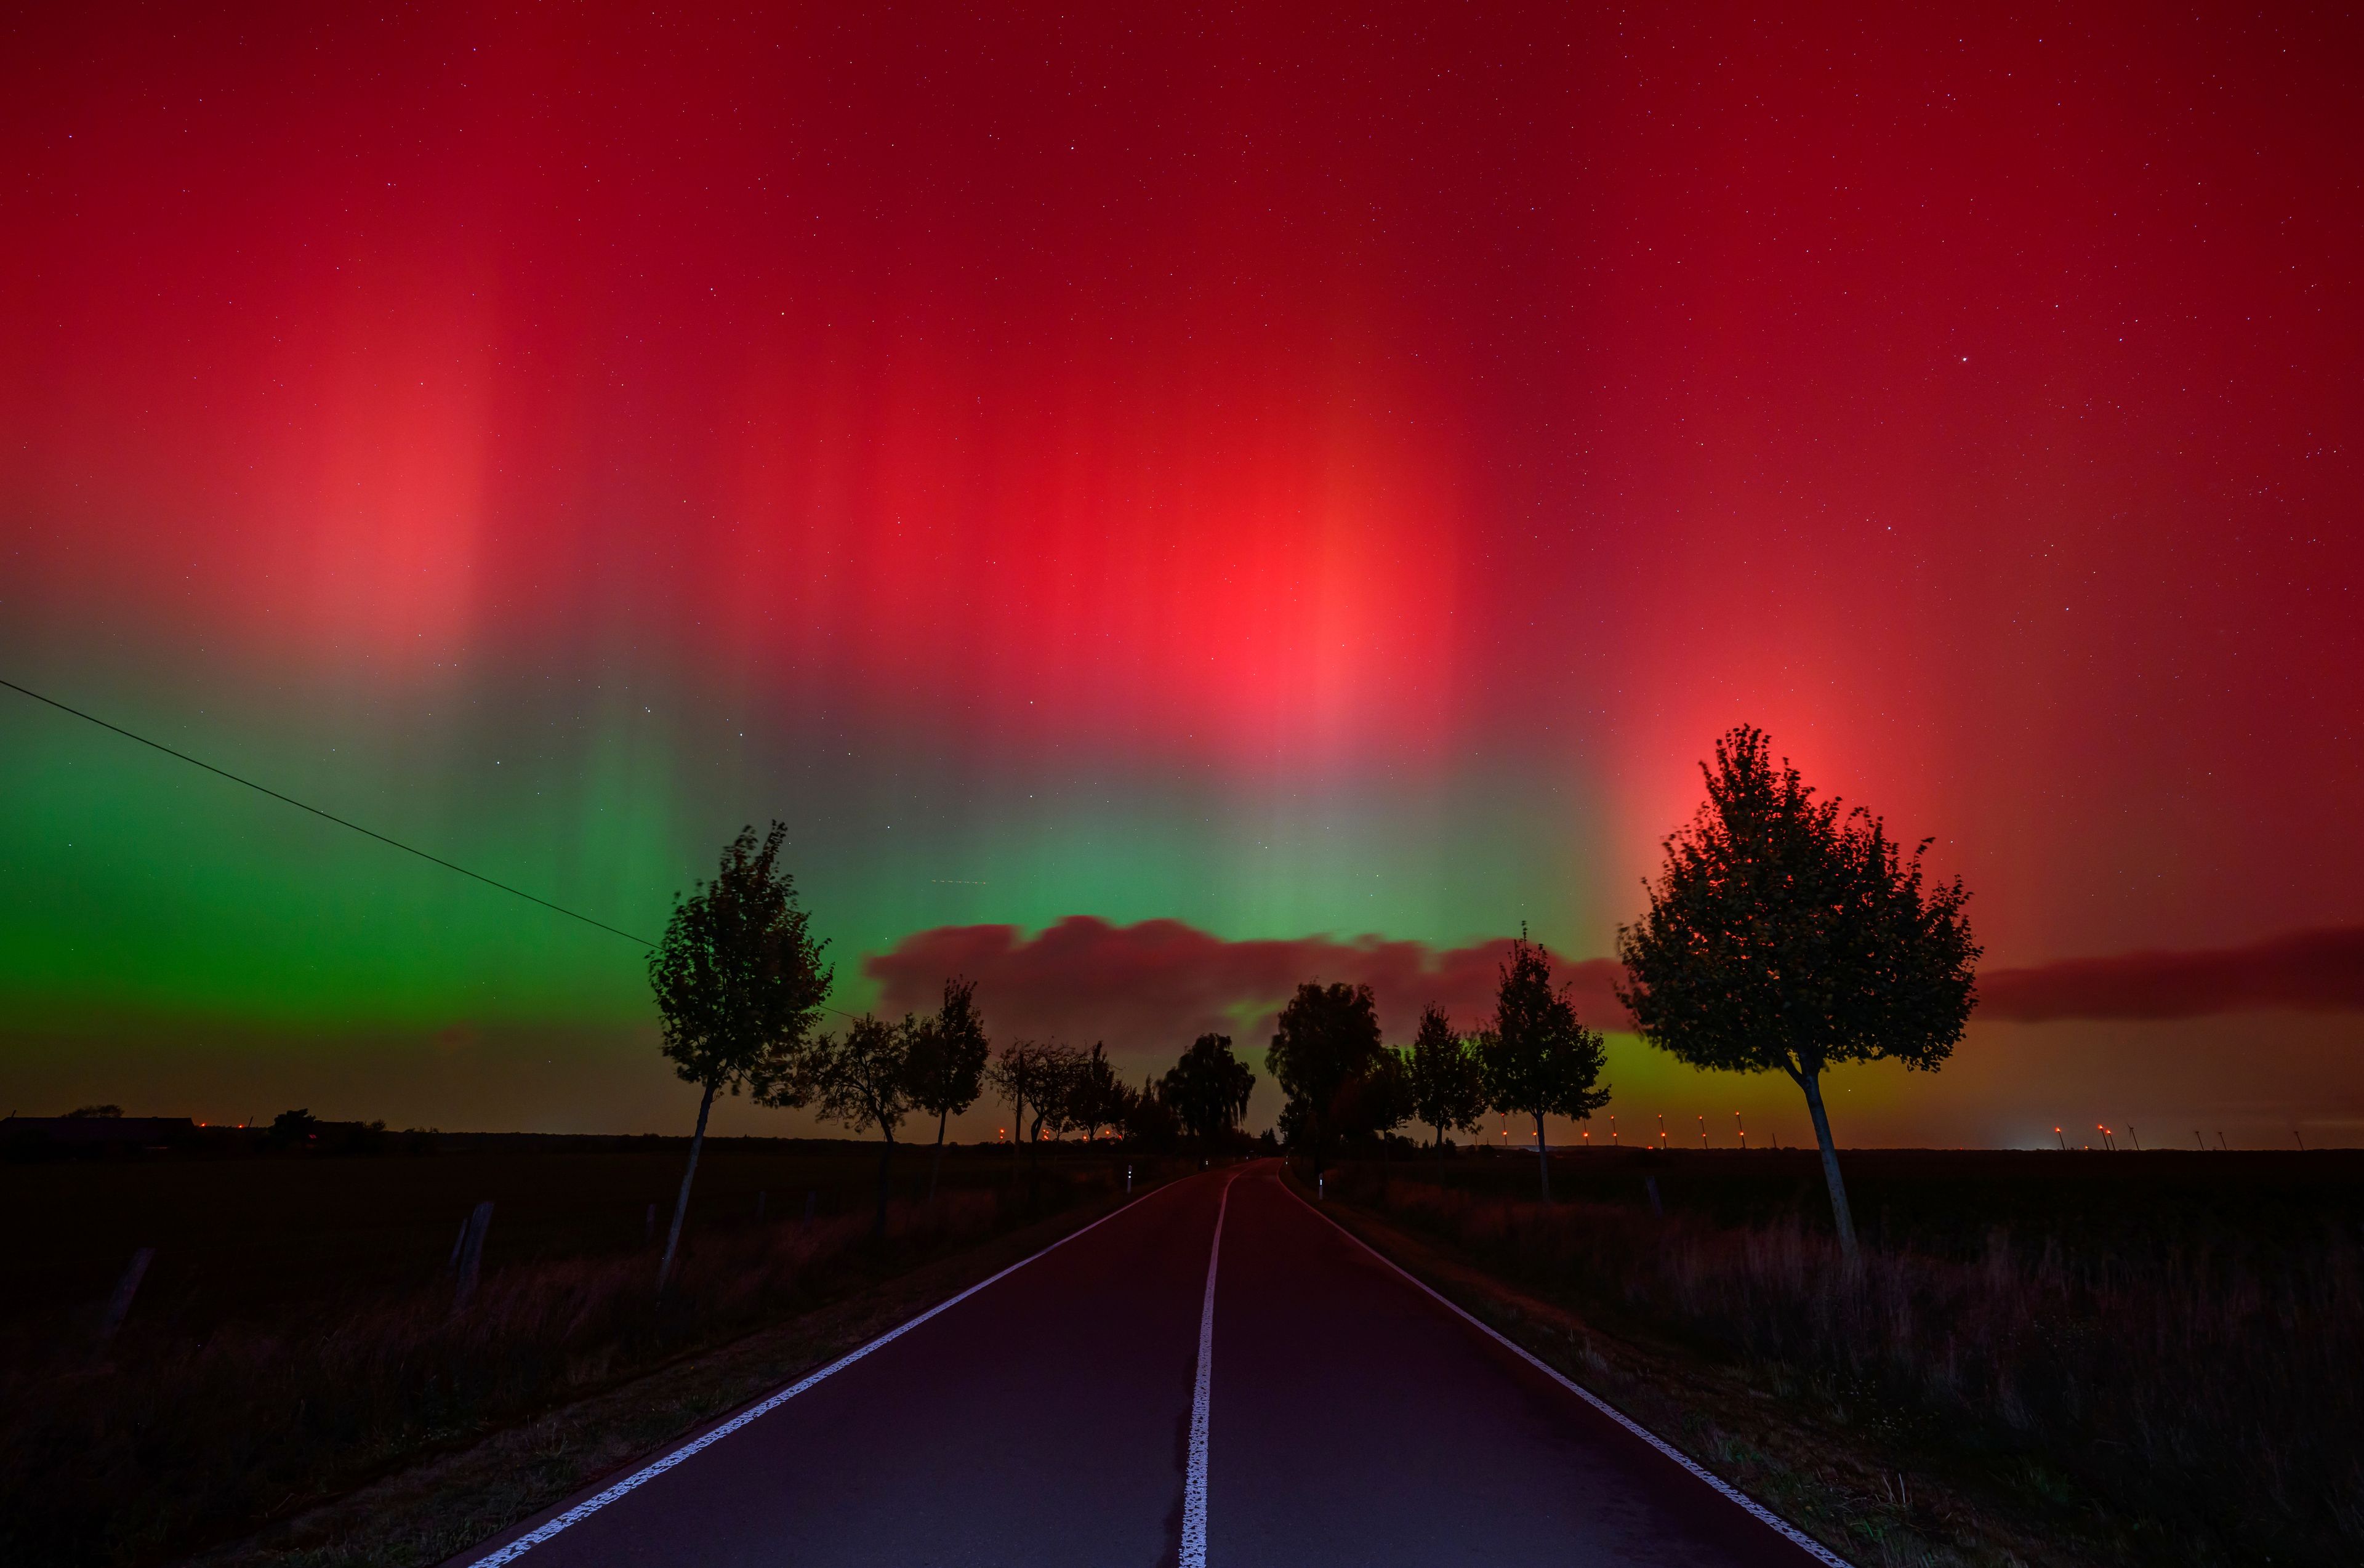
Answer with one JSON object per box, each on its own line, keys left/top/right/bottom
{"left": 452, "top": 1162, "right": 1843, "bottom": 1568}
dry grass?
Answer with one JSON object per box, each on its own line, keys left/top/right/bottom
{"left": 1329, "top": 1162, "right": 2364, "bottom": 1565}
{"left": 1, "top": 1162, "right": 1126, "bottom": 1567}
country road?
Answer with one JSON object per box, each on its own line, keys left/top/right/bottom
{"left": 449, "top": 1162, "right": 1844, "bottom": 1568}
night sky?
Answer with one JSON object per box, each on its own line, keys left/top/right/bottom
{"left": 4, "top": 4, "right": 2358, "bottom": 1147}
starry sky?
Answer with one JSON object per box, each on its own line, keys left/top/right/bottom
{"left": 3, "top": 3, "right": 2358, "bottom": 1147}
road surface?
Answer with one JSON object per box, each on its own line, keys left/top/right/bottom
{"left": 452, "top": 1162, "right": 1844, "bottom": 1567}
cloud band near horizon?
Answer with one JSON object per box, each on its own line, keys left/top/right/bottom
{"left": 864, "top": 918, "right": 2364, "bottom": 1055}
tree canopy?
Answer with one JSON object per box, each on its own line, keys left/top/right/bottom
{"left": 903, "top": 978, "right": 989, "bottom": 1125}
{"left": 774, "top": 1013, "right": 913, "bottom": 1235}
{"left": 1160, "top": 1032, "right": 1258, "bottom": 1145}
{"left": 1405, "top": 1004, "right": 1487, "bottom": 1149}
{"left": 1266, "top": 981, "right": 1385, "bottom": 1172}
{"left": 1068, "top": 1043, "right": 1131, "bottom": 1142}
{"left": 1478, "top": 930, "right": 1609, "bottom": 1201}
{"left": 1615, "top": 725, "right": 1979, "bottom": 1255}
{"left": 648, "top": 821, "right": 831, "bottom": 1285}
{"left": 648, "top": 822, "right": 832, "bottom": 1099}
{"left": 983, "top": 1037, "right": 1045, "bottom": 1148}
{"left": 1350, "top": 1047, "right": 1418, "bottom": 1147}
{"left": 903, "top": 976, "right": 991, "bottom": 1202}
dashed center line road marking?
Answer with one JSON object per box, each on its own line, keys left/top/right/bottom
{"left": 1179, "top": 1168, "right": 1238, "bottom": 1568}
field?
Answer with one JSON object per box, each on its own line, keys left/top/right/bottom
{"left": 1324, "top": 1145, "right": 2364, "bottom": 1566}
{"left": 14, "top": 1139, "right": 2358, "bottom": 1566}
{"left": 0, "top": 1135, "right": 1153, "bottom": 1567}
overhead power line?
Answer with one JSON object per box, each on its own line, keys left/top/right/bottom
{"left": 2, "top": 677, "right": 657, "bottom": 949}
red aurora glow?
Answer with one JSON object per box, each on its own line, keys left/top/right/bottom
{"left": 3, "top": 4, "right": 2360, "bottom": 1143}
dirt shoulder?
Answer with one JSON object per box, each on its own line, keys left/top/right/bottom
{"left": 1301, "top": 1178, "right": 2115, "bottom": 1568}
{"left": 188, "top": 1183, "right": 1168, "bottom": 1568}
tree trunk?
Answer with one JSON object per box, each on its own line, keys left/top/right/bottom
{"left": 658, "top": 1080, "right": 715, "bottom": 1292}
{"left": 1795, "top": 1067, "right": 1859, "bottom": 1261}
{"left": 926, "top": 1107, "right": 949, "bottom": 1205}
{"left": 873, "top": 1131, "right": 895, "bottom": 1238}
{"left": 1026, "top": 1116, "right": 1043, "bottom": 1210}
{"left": 1534, "top": 1110, "right": 1551, "bottom": 1204}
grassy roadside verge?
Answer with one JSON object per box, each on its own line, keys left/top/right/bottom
{"left": 187, "top": 1174, "right": 1178, "bottom": 1568}
{"left": 1289, "top": 1167, "right": 2128, "bottom": 1568}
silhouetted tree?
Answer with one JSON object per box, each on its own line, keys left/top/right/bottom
{"left": 1616, "top": 726, "right": 1979, "bottom": 1260}
{"left": 1266, "top": 981, "right": 1385, "bottom": 1176}
{"left": 1124, "top": 1074, "right": 1181, "bottom": 1148}
{"left": 985, "top": 1038, "right": 1046, "bottom": 1159}
{"left": 1030, "top": 1045, "right": 1087, "bottom": 1143}
{"left": 1479, "top": 930, "right": 1609, "bottom": 1203}
{"left": 1068, "top": 1043, "right": 1128, "bottom": 1143}
{"left": 1159, "top": 1033, "right": 1257, "bottom": 1147}
{"left": 903, "top": 977, "right": 989, "bottom": 1204}
{"left": 1406, "top": 1005, "right": 1487, "bottom": 1152}
{"left": 1022, "top": 1043, "right": 1087, "bottom": 1205}
{"left": 1356, "top": 1047, "right": 1418, "bottom": 1192}
{"left": 1369, "top": 1048, "right": 1418, "bottom": 1135}
{"left": 262, "top": 1108, "right": 319, "bottom": 1150}
{"left": 779, "top": 1013, "right": 912, "bottom": 1237}
{"left": 648, "top": 822, "right": 831, "bottom": 1288}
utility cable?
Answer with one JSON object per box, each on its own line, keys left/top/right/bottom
{"left": 5, "top": 675, "right": 882, "bottom": 1024}
{"left": 2, "top": 676, "right": 657, "bottom": 948}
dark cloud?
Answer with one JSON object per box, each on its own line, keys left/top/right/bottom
{"left": 864, "top": 917, "right": 1629, "bottom": 1054}
{"left": 1976, "top": 925, "right": 2364, "bottom": 1023}
{"left": 866, "top": 919, "right": 2364, "bottom": 1054}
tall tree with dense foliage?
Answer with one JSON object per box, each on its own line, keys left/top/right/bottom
{"left": 1405, "top": 1004, "right": 1487, "bottom": 1152}
{"left": 646, "top": 822, "right": 831, "bottom": 1289}
{"left": 903, "top": 977, "right": 990, "bottom": 1204}
{"left": 1125, "top": 1074, "right": 1181, "bottom": 1148}
{"left": 1265, "top": 981, "right": 1385, "bottom": 1175}
{"left": 1159, "top": 1032, "right": 1258, "bottom": 1146}
{"left": 1479, "top": 930, "right": 1609, "bottom": 1203}
{"left": 1616, "top": 725, "right": 1979, "bottom": 1260}
{"left": 1369, "top": 1048, "right": 1417, "bottom": 1138}
{"left": 773, "top": 1013, "right": 912, "bottom": 1236}
{"left": 1068, "top": 1043, "right": 1129, "bottom": 1143}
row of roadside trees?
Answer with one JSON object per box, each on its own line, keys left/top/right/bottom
{"left": 640, "top": 824, "right": 1269, "bottom": 1284}
{"left": 646, "top": 725, "right": 1977, "bottom": 1278}
{"left": 1261, "top": 725, "right": 1980, "bottom": 1261}
{"left": 1265, "top": 931, "right": 1607, "bottom": 1204}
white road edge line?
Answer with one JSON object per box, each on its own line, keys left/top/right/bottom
{"left": 1280, "top": 1175, "right": 1857, "bottom": 1568}
{"left": 463, "top": 1176, "right": 1196, "bottom": 1567}
{"left": 1180, "top": 1171, "right": 1236, "bottom": 1568}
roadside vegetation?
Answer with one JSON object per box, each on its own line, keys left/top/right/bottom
{"left": 4, "top": 794, "right": 1253, "bottom": 1568}
{"left": 1251, "top": 726, "right": 2358, "bottom": 1562}
{"left": 0, "top": 1143, "right": 1156, "bottom": 1568}
{"left": 15, "top": 730, "right": 2334, "bottom": 1566}
{"left": 1311, "top": 1148, "right": 2364, "bottom": 1566}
